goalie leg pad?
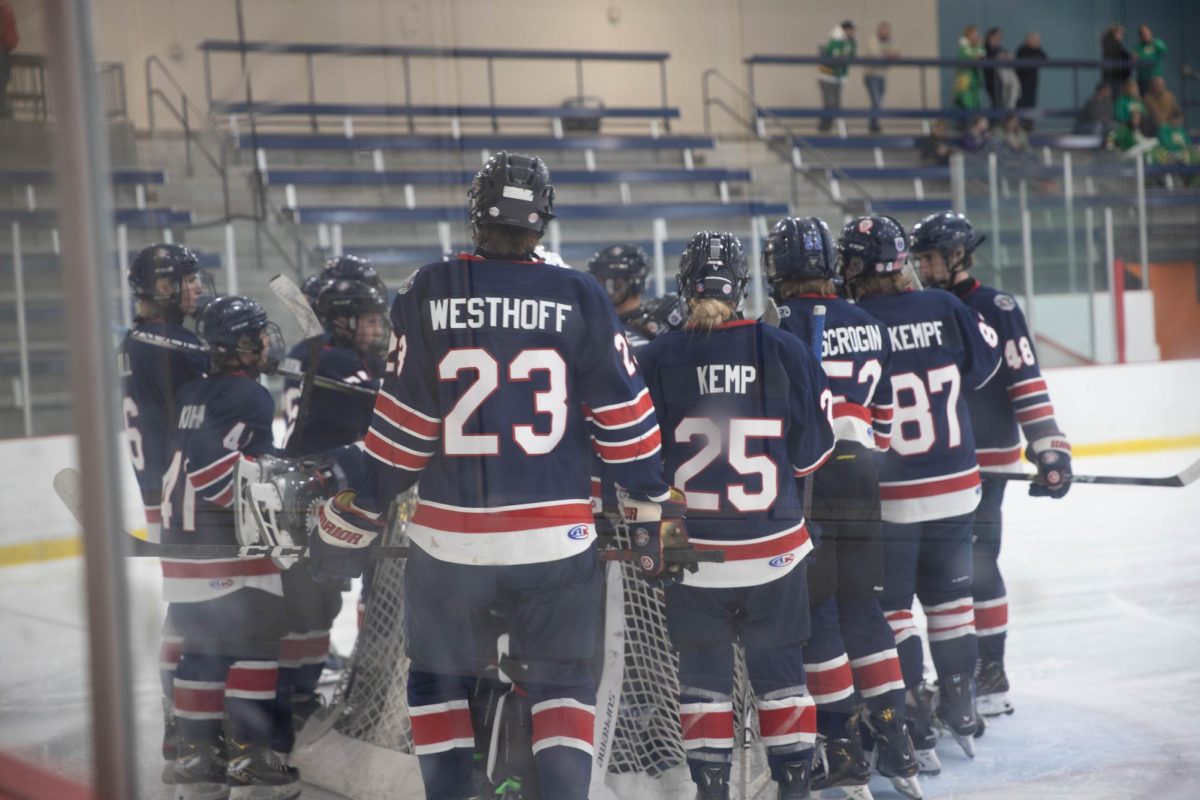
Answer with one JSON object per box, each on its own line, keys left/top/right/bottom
{"left": 406, "top": 669, "right": 476, "bottom": 799}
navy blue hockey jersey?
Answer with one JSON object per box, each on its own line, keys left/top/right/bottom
{"left": 636, "top": 319, "right": 835, "bottom": 588}
{"left": 118, "top": 320, "right": 208, "bottom": 536}
{"left": 348, "top": 253, "right": 671, "bottom": 566}
{"left": 281, "top": 339, "right": 384, "bottom": 454}
{"left": 952, "top": 279, "right": 1065, "bottom": 471}
{"left": 778, "top": 295, "right": 894, "bottom": 451}
{"left": 160, "top": 373, "right": 280, "bottom": 602}
{"left": 856, "top": 289, "right": 1001, "bottom": 523}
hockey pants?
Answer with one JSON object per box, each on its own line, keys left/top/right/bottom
{"left": 403, "top": 545, "right": 602, "bottom": 800}
{"left": 665, "top": 565, "right": 816, "bottom": 785}
{"left": 972, "top": 479, "right": 1008, "bottom": 664}
{"left": 880, "top": 513, "right": 978, "bottom": 688}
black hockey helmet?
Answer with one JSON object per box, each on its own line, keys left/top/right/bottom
{"left": 908, "top": 211, "right": 986, "bottom": 287}
{"left": 468, "top": 151, "right": 556, "bottom": 236}
{"left": 587, "top": 243, "right": 649, "bottom": 304}
{"left": 677, "top": 231, "right": 749, "bottom": 306}
{"left": 316, "top": 277, "right": 389, "bottom": 348}
{"left": 837, "top": 215, "right": 909, "bottom": 286}
{"left": 198, "top": 295, "right": 284, "bottom": 376}
{"left": 127, "top": 243, "right": 214, "bottom": 318}
{"left": 301, "top": 274, "right": 326, "bottom": 308}
{"left": 762, "top": 216, "right": 838, "bottom": 286}
{"left": 322, "top": 254, "right": 381, "bottom": 286}
{"left": 640, "top": 292, "right": 686, "bottom": 337}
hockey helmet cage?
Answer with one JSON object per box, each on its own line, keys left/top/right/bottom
{"left": 837, "top": 215, "right": 909, "bottom": 285}
{"left": 199, "top": 295, "right": 284, "bottom": 375}
{"left": 587, "top": 243, "right": 650, "bottom": 303}
{"left": 677, "top": 231, "right": 749, "bottom": 305}
{"left": 468, "top": 151, "right": 556, "bottom": 235}
{"left": 762, "top": 216, "right": 838, "bottom": 285}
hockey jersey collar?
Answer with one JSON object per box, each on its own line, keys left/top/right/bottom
{"left": 684, "top": 318, "right": 757, "bottom": 331}
{"left": 459, "top": 250, "right": 543, "bottom": 266}
{"left": 950, "top": 277, "right": 981, "bottom": 299}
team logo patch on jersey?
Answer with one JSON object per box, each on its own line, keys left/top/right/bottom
{"left": 994, "top": 294, "right": 1016, "bottom": 311}
{"left": 769, "top": 554, "right": 795, "bottom": 568}
{"left": 778, "top": 306, "right": 791, "bottom": 318}
{"left": 397, "top": 272, "right": 417, "bottom": 295}
{"left": 633, "top": 527, "right": 651, "bottom": 547}
{"left": 567, "top": 524, "right": 590, "bottom": 541}
{"left": 208, "top": 578, "right": 235, "bottom": 590}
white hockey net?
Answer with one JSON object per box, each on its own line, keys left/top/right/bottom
{"left": 293, "top": 508, "right": 768, "bottom": 800}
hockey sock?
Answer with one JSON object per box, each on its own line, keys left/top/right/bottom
{"left": 884, "top": 606, "right": 924, "bottom": 689}
{"left": 296, "top": 630, "right": 331, "bottom": 693}
{"left": 745, "top": 643, "right": 816, "bottom": 783}
{"left": 225, "top": 660, "right": 278, "bottom": 746}
{"left": 804, "top": 597, "right": 856, "bottom": 724}
{"left": 679, "top": 686, "right": 734, "bottom": 785}
{"left": 839, "top": 597, "right": 906, "bottom": 713}
{"left": 974, "top": 596, "right": 1007, "bottom": 664}
{"left": 407, "top": 668, "right": 475, "bottom": 800}
{"left": 528, "top": 694, "right": 596, "bottom": 799}
{"left": 924, "top": 597, "right": 979, "bottom": 679}
{"left": 174, "top": 652, "right": 227, "bottom": 747}
{"left": 159, "top": 634, "right": 183, "bottom": 701}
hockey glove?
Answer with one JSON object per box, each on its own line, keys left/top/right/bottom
{"left": 307, "top": 490, "right": 383, "bottom": 583}
{"left": 1027, "top": 436, "right": 1073, "bottom": 499}
{"left": 618, "top": 486, "right": 694, "bottom": 587}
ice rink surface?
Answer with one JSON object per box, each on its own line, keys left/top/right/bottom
{"left": 2, "top": 447, "right": 1198, "bottom": 799}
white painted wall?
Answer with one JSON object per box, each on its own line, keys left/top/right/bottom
{"left": 2, "top": 359, "right": 1196, "bottom": 548}
{"left": 1033, "top": 289, "right": 1161, "bottom": 365}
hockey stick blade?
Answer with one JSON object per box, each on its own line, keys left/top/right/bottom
{"left": 761, "top": 297, "right": 782, "bottom": 328}
{"left": 981, "top": 455, "right": 1200, "bottom": 488}
{"left": 277, "top": 368, "right": 378, "bottom": 397}
{"left": 269, "top": 274, "right": 325, "bottom": 340}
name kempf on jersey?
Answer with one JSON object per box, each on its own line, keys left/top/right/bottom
{"left": 888, "top": 320, "right": 944, "bottom": 351}
{"left": 429, "top": 296, "right": 572, "bottom": 333}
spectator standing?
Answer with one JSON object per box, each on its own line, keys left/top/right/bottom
{"left": 1134, "top": 25, "right": 1168, "bottom": 96}
{"left": 1074, "top": 82, "right": 1114, "bottom": 136}
{"left": 1014, "top": 32, "right": 1047, "bottom": 130}
{"left": 0, "top": 0, "right": 18, "bottom": 119}
{"left": 954, "top": 25, "right": 985, "bottom": 123}
{"left": 817, "top": 20, "right": 857, "bottom": 133}
{"left": 1100, "top": 24, "right": 1132, "bottom": 102}
{"left": 862, "top": 21, "right": 899, "bottom": 134}
{"left": 1143, "top": 75, "right": 1182, "bottom": 129}
{"left": 984, "top": 27, "right": 1021, "bottom": 110}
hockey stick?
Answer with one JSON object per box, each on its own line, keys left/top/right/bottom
{"left": 52, "top": 468, "right": 722, "bottom": 563}
{"left": 981, "top": 455, "right": 1200, "bottom": 488}
{"left": 270, "top": 274, "right": 327, "bottom": 457}
{"left": 277, "top": 368, "right": 378, "bottom": 397}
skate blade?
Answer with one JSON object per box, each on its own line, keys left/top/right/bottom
{"left": 950, "top": 730, "right": 977, "bottom": 758}
{"left": 889, "top": 774, "right": 924, "bottom": 800}
{"left": 813, "top": 784, "right": 875, "bottom": 800}
{"left": 228, "top": 783, "right": 301, "bottom": 800}
{"left": 915, "top": 748, "right": 941, "bottom": 775}
{"left": 174, "top": 783, "right": 229, "bottom": 800}
{"left": 976, "top": 692, "right": 1014, "bottom": 717}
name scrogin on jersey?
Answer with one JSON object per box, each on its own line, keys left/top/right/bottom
{"left": 697, "top": 364, "right": 757, "bottom": 395}
{"left": 822, "top": 324, "right": 884, "bottom": 357}
{"left": 888, "top": 320, "right": 944, "bottom": 351}
{"left": 429, "top": 297, "right": 572, "bottom": 333}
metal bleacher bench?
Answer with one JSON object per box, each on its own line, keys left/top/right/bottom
{"left": 285, "top": 200, "right": 789, "bottom": 226}
{"left": 260, "top": 167, "right": 748, "bottom": 186}
{"left": 0, "top": 208, "right": 194, "bottom": 227}
{"left": 238, "top": 133, "right": 713, "bottom": 151}
{"left": 0, "top": 169, "right": 168, "bottom": 185}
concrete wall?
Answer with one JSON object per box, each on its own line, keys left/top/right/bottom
{"left": 9, "top": 0, "right": 940, "bottom": 133}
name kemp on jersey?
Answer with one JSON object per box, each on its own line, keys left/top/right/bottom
{"left": 428, "top": 296, "right": 573, "bottom": 333}
{"left": 697, "top": 364, "right": 757, "bottom": 395}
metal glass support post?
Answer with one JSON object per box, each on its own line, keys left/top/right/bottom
{"left": 1084, "top": 206, "right": 1097, "bottom": 360}
{"left": 1135, "top": 156, "right": 1150, "bottom": 289}
{"left": 1063, "top": 152, "right": 1076, "bottom": 292}
{"left": 116, "top": 223, "right": 131, "bottom": 328}
{"left": 949, "top": 152, "right": 966, "bottom": 213}
{"left": 225, "top": 222, "right": 239, "bottom": 294}
{"left": 652, "top": 217, "right": 668, "bottom": 297}
{"left": 44, "top": 1, "right": 138, "bottom": 798}
{"left": 1104, "top": 207, "right": 1119, "bottom": 363}
{"left": 10, "top": 222, "right": 33, "bottom": 436}
{"left": 1020, "top": 208, "right": 1036, "bottom": 341}
{"left": 987, "top": 152, "right": 1002, "bottom": 289}
{"left": 748, "top": 216, "right": 766, "bottom": 320}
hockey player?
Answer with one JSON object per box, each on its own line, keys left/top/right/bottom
{"left": 586, "top": 243, "right": 659, "bottom": 347}
{"left": 763, "top": 216, "right": 920, "bottom": 800}
{"left": 636, "top": 231, "right": 835, "bottom": 799}
{"left": 118, "top": 243, "right": 212, "bottom": 779}
{"left": 303, "top": 152, "right": 686, "bottom": 800}
{"left": 840, "top": 216, "right": 1001, "bottom": 770}
{"left": 909, "top": 211, "right": 1072, "bottom": 717}
{"left": 273, "top": 272, "right": 389, "bottom": 753}
{"left": 162, "top": 295, "right": 300, "bottom": 800}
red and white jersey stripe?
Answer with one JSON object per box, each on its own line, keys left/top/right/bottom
{"left": 160, "top": 556, "right": 282, "bottom": 603}
{"left": 879, "top": 466, "right": 982, "bottom": 524}
{"left": 803, "top": 654, "right": 854, "bottom": 705}
{"left": 225, "top": 660, "right": 278, "bottom": 701}
{"left": 925, "top": 598, "right": 977, "bottom": 643}
{"left": 885, "top": 609, "right": 917, "bottom": 646}
{"left": 680, "top": 700, "right": 734, "bottom": 750}
{"left": 976, "top": 444, "right": 1024, "bottom": 472}
{"left": 850, "top": 649, "right": 906, "bottom": 700}
{"left": 756, "top": 693, "right": 817, "bottom": 749}
{"left": 686, "top": 520, "right": 813, "bottom": 588}
{"left": 410, "top": 700, "right": 475, "bottom": 756}
{"left": 530, "top": 698, "right": 595, "bottom": 757}
{"left": 974, "top": 596, "right": 1008, "bottom": 637}
{"left": 406, "top": 497, "right": 595, "bottom": 565}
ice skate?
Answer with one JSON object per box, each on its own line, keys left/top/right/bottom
{"left": 935, "top": 672, "right": 980, "bottom": 758}
{"left": 864, "top": 706, "right": 922, "bottom": 800}
{"left": 226, "top": 738, "right": 301, "bottom": 800}
{"left": 174, "top": 740, "right": 229, "bottom": 800}
{"left": 812, "top": 711, "right": 872, "bottom": 800}
{"left": 162, "top": 697, "right": 178, "bottom": 785}
{"left": 694, "top": 762, "right": 731, "bottom": 800}
{"left": 904, "top": 686, "right": 942, "bottom": 776}
{"left": 776, "top": 758, "right": 814, "bottom": 799}
{"left": 975, "top": 660, "right": 1014, "bottom": 717}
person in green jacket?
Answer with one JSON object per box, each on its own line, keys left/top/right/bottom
{"left": 817, "top": 19, "right": 856, "bottom": 133}
{"left": 1114, "top": 79, "right": 1147, "bottom": 126}
{"left": 954, "top": 25, "right": 984, "bottom": 123}
{"left": 1135, "top": 25, "right": 1167, "bottom": 95}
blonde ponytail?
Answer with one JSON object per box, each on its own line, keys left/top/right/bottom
{"left": 686, "top": 298, "right": 735, "bottom": 330}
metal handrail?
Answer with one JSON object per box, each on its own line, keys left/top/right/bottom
{"left": 701, "top": 67, "right": 878, "bottom": 214}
